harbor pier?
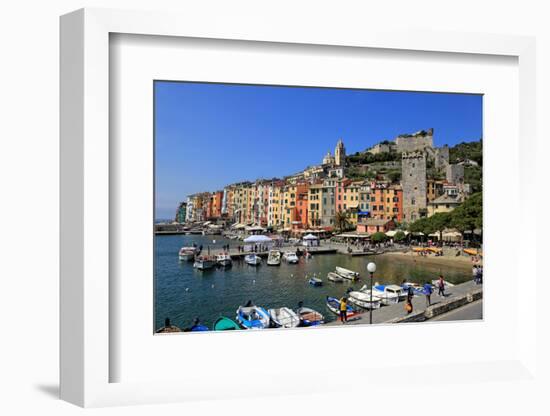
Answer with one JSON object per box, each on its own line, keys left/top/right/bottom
{"left": 325, "top": 280, "right": 482, "bottom": 326}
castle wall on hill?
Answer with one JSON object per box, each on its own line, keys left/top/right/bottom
{"left": 395, "top": 130, "right": 434, "bottom": 153}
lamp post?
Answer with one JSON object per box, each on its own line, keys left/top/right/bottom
{"left": 367, "top": 262, "right": 377, "bottom": 324}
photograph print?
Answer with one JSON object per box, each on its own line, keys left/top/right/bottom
{"left": 154, "top": 81, "right": 483, "bottom": 334}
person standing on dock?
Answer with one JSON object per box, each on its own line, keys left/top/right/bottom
{"left": 339, "top": 297, "right": 348, "bottom": 324}
{"left": 423, "top": 281, "right": 433, "bottom": 307}
{"left": 437, "top": 275, "right": 445, "bottom": 297}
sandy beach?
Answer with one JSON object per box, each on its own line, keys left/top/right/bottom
{"left": 380, "top": 250, "right": 480, "bottom": 272}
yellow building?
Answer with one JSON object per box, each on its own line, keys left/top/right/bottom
{"left": 343, "top": 181, "right": 362, "bottom": 226}
{"left": 307, "top": 183, "right": 323, "bottom": 227}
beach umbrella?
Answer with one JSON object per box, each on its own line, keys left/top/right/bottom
{"left": 302, "top": 234, "right": 319, "bottom": 240}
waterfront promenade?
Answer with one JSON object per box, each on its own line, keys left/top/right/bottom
{"left": 325, "top": 280, "right": 482, "bottom": 326}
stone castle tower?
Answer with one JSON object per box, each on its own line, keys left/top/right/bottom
{"left": 402, "top": 151, "right": 427, "bottom": 222}
{"left": 335, "top": 139, "right": 346, "bottom": 166}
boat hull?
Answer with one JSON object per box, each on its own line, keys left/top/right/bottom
{"left": 193, "top": 260, "right": 216, "bottom": 270}
{"left": 268, "top": 307, "right": 300, "bottom": 328}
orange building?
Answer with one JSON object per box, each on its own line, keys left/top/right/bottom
{"left": 369, "top": 182, "right": 403, "bottom": 222}
{"left": 211, "top": 191, "right": 223, "bottom": 218}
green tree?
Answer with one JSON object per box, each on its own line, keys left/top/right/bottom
{"left": 393, "top": 230, "right": 406, "bottom": 242}
{"left": 371, "top": 232, "right": 387, "bottom": 243}
{"left": 429, "top": 212, "right": 452, "bottom": 241}
{"left": 335, "top": 210, "right": 351, "bottom": 232}
{"left": 449, "top": 192, "right": 482, "bottom": 240}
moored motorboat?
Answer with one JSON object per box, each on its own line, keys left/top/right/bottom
{"left": 267, "top": 250, "right": 281, "bottom": 266}
{"left": 216, "top": 253, "right": 232, "bottom": 267}
{"left": 282, "top": 252, "right": 299, "bottom": 264}
{"left": 244, "top": 253, "right": 262, "bottom": 266}
{"left": 193, "top": 255, "right": 216, "bottom": 270}
{"left": 308, "top": 276, "right": 323, "bottom": 286}
{"left": 374, "top": 284, "right": 407, "bottom": 301}
{"left": 325, "top": 296, "right": 360, "bottom": 318}
{"left": 347, "top": 291, "right": 382, "bottom": 310}
{"left": 236, "top": 304, "right": 270, "bottom": 329}
{"left": 178, "top": 246, "right": 198, "bottom": 261}
{"left": 268, "top": 307, "right": 300, "bottom": 328}
{"left": 335, "top": 266, "right": 360, "bottom": 280}
{"left": 296, "top": 305, "right": 324, "bottom": 326}
{"left": 360, "top": 284, "right": 399, "bottom": 305}
{"left": 213, "top": 316, "right": 241, "bottom": 331}
{"left": 327, "top": 272, "right": 344, "bottom": 282}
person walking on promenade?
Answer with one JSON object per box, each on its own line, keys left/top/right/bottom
{"left": 472, "top": 265, "right": 478, "bottom": 283}
{"left": 339, "top": 296, "right": 348, "bottom": 324}
{"left": 402, "top": 279, "right": 414, "bottom": 303}
{"left": 405, "top": 299, "right": 413, "bottom": 315}
{"left": 476, "top": 265, "right": 483, "bottom": 284}
{"left": 437, "top": 275, "right": 445, "bottom": 297}
{"left": 423, "top": 281, "right": 433, "bottom": 307}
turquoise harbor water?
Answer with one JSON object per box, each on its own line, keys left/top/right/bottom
{"left": 154, "top": 235, "right": 471, "bottom": 331}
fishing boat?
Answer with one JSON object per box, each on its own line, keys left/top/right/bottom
{"left": 325, "top": 296, "right": 360, "bottom": 318}
{"left": 327, "top": 272, "right": 344, "bottom": 282}
{"left": 216, "top": 253, "right": 232, "bottom": 267}
{"left": 268, "top": 307, "right": 300, "bottom": 328}
{"left": 296, "top": 306, "right": 324, "bottom": 326}
{"left": 335, "top": 266, "right": 360, "bottom": 280}
{"left": 360, "top": 284, "right": 399, "bottom": 305}
{"left": 267, "top": 250, "right": 281, "bottom": 266}
{"left": 193, "top": 255, "right": 216, "bottom": 270}
{"left": 282, "top": 252, "right": 299, "bottom": 264}
{"left": 347, "top": 291, "right": 382, "bottom": 310}
{"left": 213, "top": 316, "right": 241, "bottom": 331}
{"left": 244, "top": 253, "right": 262, "bottom": 266}
{"left": 178, "top": 246, "right": 198, "bottom": 261}
{"left": 308, "top": 276, "right": 323, "bottom": 286}
{"left": 236, "top": 305, "right": 270, "bottom": 329}
{"left": 188, "top": 318, "right": 209, "bottom": 332}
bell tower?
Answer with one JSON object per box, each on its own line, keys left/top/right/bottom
{"left": 335, "top": 139, "right": 346, "bottom": 166}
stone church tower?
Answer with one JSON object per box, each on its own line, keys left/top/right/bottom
{"left": 402, "top": 151, "right": 427, "bottom": 222}
{"left": 335, "top": 139, "right": 346, "bottom": 166}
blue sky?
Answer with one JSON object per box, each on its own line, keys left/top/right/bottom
{"left": 155, "top": 81, "right": 482, "bottom": 219}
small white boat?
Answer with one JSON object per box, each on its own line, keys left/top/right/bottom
{"left": 245, "top": 254, "right": 261, "bottom": 266}
{"left": 360, "top": 284, "right": 399, "bottom": 305}
{"left": 336, "top": 266, "right": 360, "bottom": 279}
{"left": 268, "top": 307, "right": 300, "bottom": 328}
{"left": 327, "top": 272, "right": 344, "bottom": 282}
{"left": 282, "top": 252, "right": 299, "bottom": 264}
{"left": 348, "top": 291, "right": 382, "bottom": 310}
{"left": 267, "top": 250, "right": 281, "bottom": 266}
{"left": 178, "top": 246, "right": 198, "bottom": 261}
{"left": 216, "top": 253, "right": 232, "bottom": 267}
{"left": 193, "top": 256, "right": 216, "bottom": 270}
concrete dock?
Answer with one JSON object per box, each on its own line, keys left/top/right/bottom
{"left": 226, "top": 246, "right": 337, "bottom": 260}
{"left": 325, "top": 280, "right": 482, "bottom": 326}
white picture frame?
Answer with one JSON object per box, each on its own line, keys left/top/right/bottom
{"left": 60, "top": 7, "right": 538, "bottom": 407}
